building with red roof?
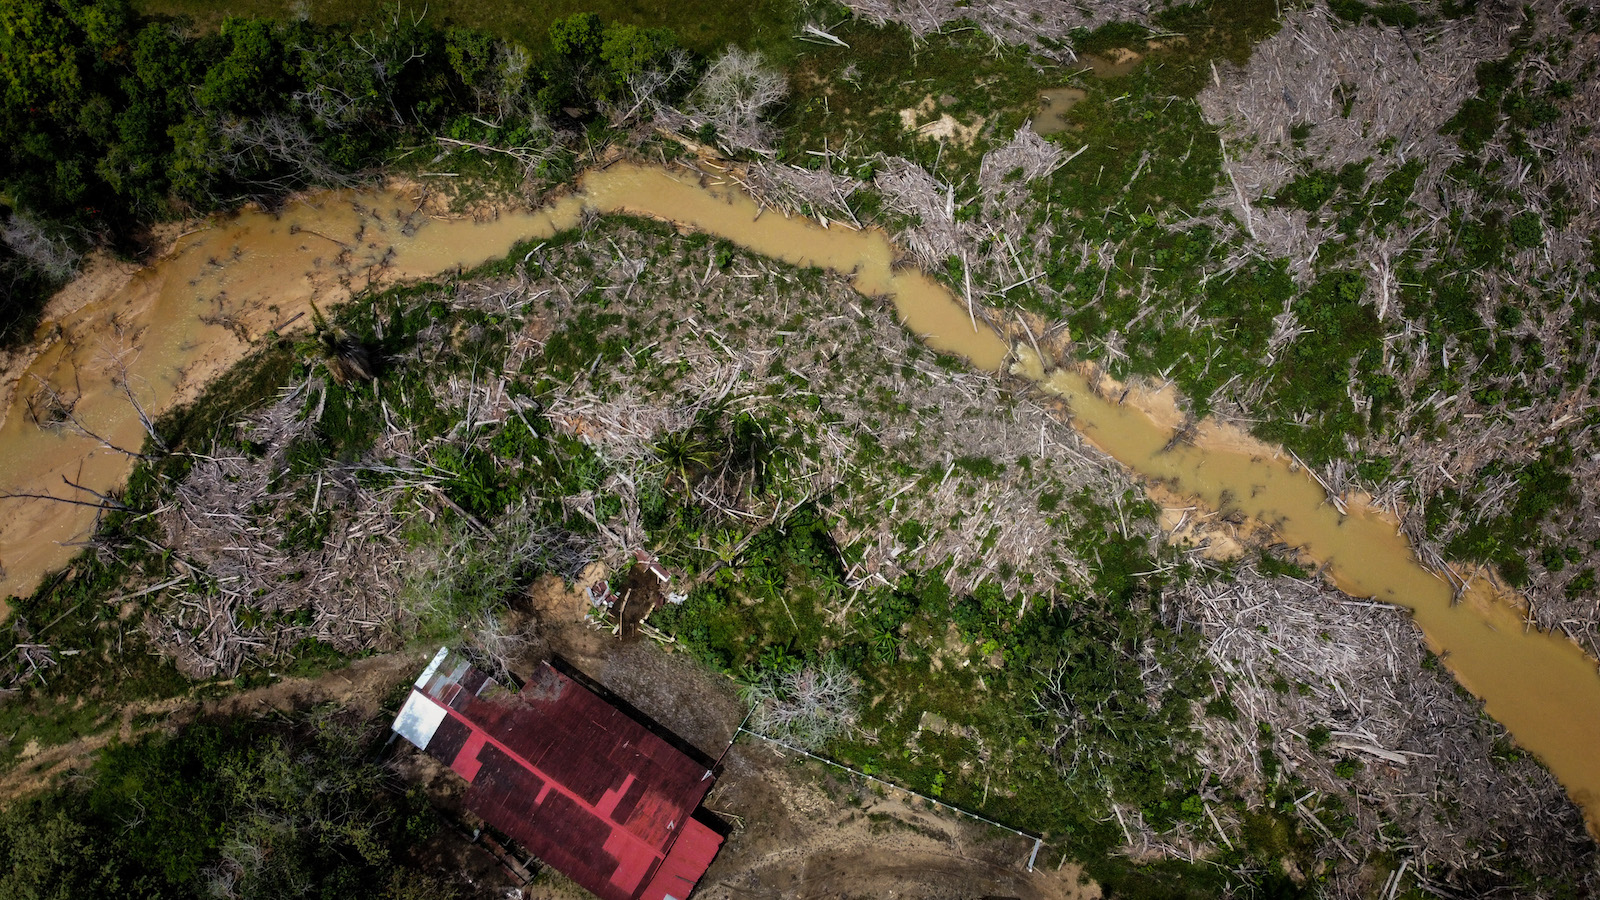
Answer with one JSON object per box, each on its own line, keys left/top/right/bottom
{"left": 392, "top": 648, "right": 725, "bottom": 900}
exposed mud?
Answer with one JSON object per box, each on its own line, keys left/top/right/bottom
{"left": 1033, "top": 87, "right": 1087, "bottom": 136}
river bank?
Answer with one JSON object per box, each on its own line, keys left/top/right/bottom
{"left": 3, "top": 159, "right": 1599, "bottom": 840}
{"left": 0, "top": 181, "right": 587, "bottom": 609}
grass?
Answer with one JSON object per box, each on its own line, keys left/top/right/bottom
{"left": 0, "top": 697, "right": 117, "bottom": 771}
{"left": 646, "top": 482, "right": 1320, "bottom": 896}
{"left": 134, "top": 0, "right": 804, "bottom": 55}
{"left": 773, "top": 19, "right": 1051, "bottom": 177}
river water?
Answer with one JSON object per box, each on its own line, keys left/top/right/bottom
{"left": 2, "top": 162, "right": 1597, "bottom": 833}
{"left": 0, "top": 189, "right": 585, "bottom": 608}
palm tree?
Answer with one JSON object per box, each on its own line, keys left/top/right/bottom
{"left": 317, "top": 328, "right": 376, "bottom": 385}
{"left": 652, "top": 428, "right": 716, "bottom": 492}
{"left": 308, "top": 299, "right": 375, "bottom": 385}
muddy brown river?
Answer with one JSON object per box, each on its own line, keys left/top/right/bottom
{"left": 2, "top": 163, "right": 1598, "bottom": 833}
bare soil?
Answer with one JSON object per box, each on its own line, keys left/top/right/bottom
{"left": 691, "top": 741, "right": 1098, "bottom": 900}
{"left": 427, "top": 615, "right": 1102, "bottom": 899}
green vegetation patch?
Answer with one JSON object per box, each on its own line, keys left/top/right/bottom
{"left": 0, "top": 706, "right": 455, "bottom": 899}
{"left": 134, "top": 0, "right": 799, "bottom": 56}
{"left": 774, "top": 20, "right": 1050, "bottom": 177}
{"left": 649, "top": 485, "right": 1265, "bottom": 889}
{"left": 1427, "top": 447, "right": 1576, "bottom": 587}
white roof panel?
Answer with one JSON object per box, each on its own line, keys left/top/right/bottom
{"left": 392, "top": 689, "right": 448, "bottom": 750}
{"left": 414, "top": 645, "right": 451, "bottom": 689}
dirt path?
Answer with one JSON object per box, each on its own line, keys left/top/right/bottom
{"left": 0, "top": 647, "right": 430, "bottom": 806}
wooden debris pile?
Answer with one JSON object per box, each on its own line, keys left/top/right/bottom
{"left": 866, "top": 133, "right": 1066, "bottom": 324}
{"left": 842, "top": 0, "right": 1152, "bottom": 56}
{"left": 718, "top": 136, "right": 1063, "bottom": 336}
{"left": 740, "top": 160, "right": 865, "bottom": 229}
{"left": 2, "top": 628, "right": 57, "bottom": 692}
{"left": 1196, "top": 1, "right": 1600, "bottom": 651}
{"left": 528, "top": 225, "right": 1128, "bottom": 600}
{"left": 146, "top": 379, "right": 418, "bottom": 678}
{"left": 978, "top": 126, "right": 1067, "bottom": 189}
{"left": 1198, "top": 6, "right": 1491, "bottom": 278}
{"left": 872, "top": 155, "right": 972, "bottom": 271}
{"left": 974, "top": 127, "right": 1066, "bottom": 299}
{"left": 1175, "top": 566, "right": 1595, "bottom": 895}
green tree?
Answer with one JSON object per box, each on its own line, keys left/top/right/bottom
{"left": 600, "top": 23, "right": 673, "bottom": 85}
{"left": 0, "top": 0, "right": 86, "bottom": 114}
{"left": 537, "top": 12, "right": 600, "bottom": 114}
{"left": 1, "top": 0, "right": 135, "bottom": 222}
{"left": 547, "top": 11, "right": 600, "bottom": 59}
{"left": 165, "top": 114, "right": 225, "bottom": 206}
{"left": 445, "top": 25, "right": 496, "bottom": 90}
{"left": 197, "top": 17, "right": 284, "bottom": 113}
{"left": 0, "top": 799, "right": 115, "bottom": 899}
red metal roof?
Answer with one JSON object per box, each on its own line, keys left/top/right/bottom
{"left": 393, "top": 649, "right": 723, "bottom": 900}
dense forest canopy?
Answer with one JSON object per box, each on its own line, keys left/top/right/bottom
{"left": 0, "top": 0, "right": 692, "bottom": 343}
{"left": 0, "top": 710, "right": 453, "bottom": 900}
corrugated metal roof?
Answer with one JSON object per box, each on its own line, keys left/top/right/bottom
{"left": 640, "top": 814, "right": 724, "bottom": 900}
{"left": 392, "top": 650, "right": 723, "bottom": 900}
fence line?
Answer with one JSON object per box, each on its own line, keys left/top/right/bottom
{"left": 733, "top": 727, "right": 1045, "bottom": 872}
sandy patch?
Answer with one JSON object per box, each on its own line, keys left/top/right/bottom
{"left": 899, "top": 94, "right": 987, "bottom": 147}
{"left": 1084, "top": 368, "right": 1191, "bottom": 438}
{"left": 917, "top": 112, "right": 987, "bottom": 146}
{"left": 1152, "top": 482, "right": 1253, "bottom": 561}
{"left": 899, "top": 94, "right": 939, "bottom": 131}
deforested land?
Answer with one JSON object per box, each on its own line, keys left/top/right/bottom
{"left": 2, "top": 0, "right": 1600, "bottom": 898}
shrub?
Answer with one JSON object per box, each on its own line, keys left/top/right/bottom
{"left": 744, "top": 656, "right": 861, "bottom": 749}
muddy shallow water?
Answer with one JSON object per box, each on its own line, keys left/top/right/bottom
{"left": 3, "top": 162, "right": 1598, "bottom": 833}
{"left": 1033, "top": 87, "right": 1088, "bottom": 136}
{"left": 0, "top": 188, "right": 586, "bottom": 612}
{"left": 1031, "top": 51, "right": 1140, "bottom": 136}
